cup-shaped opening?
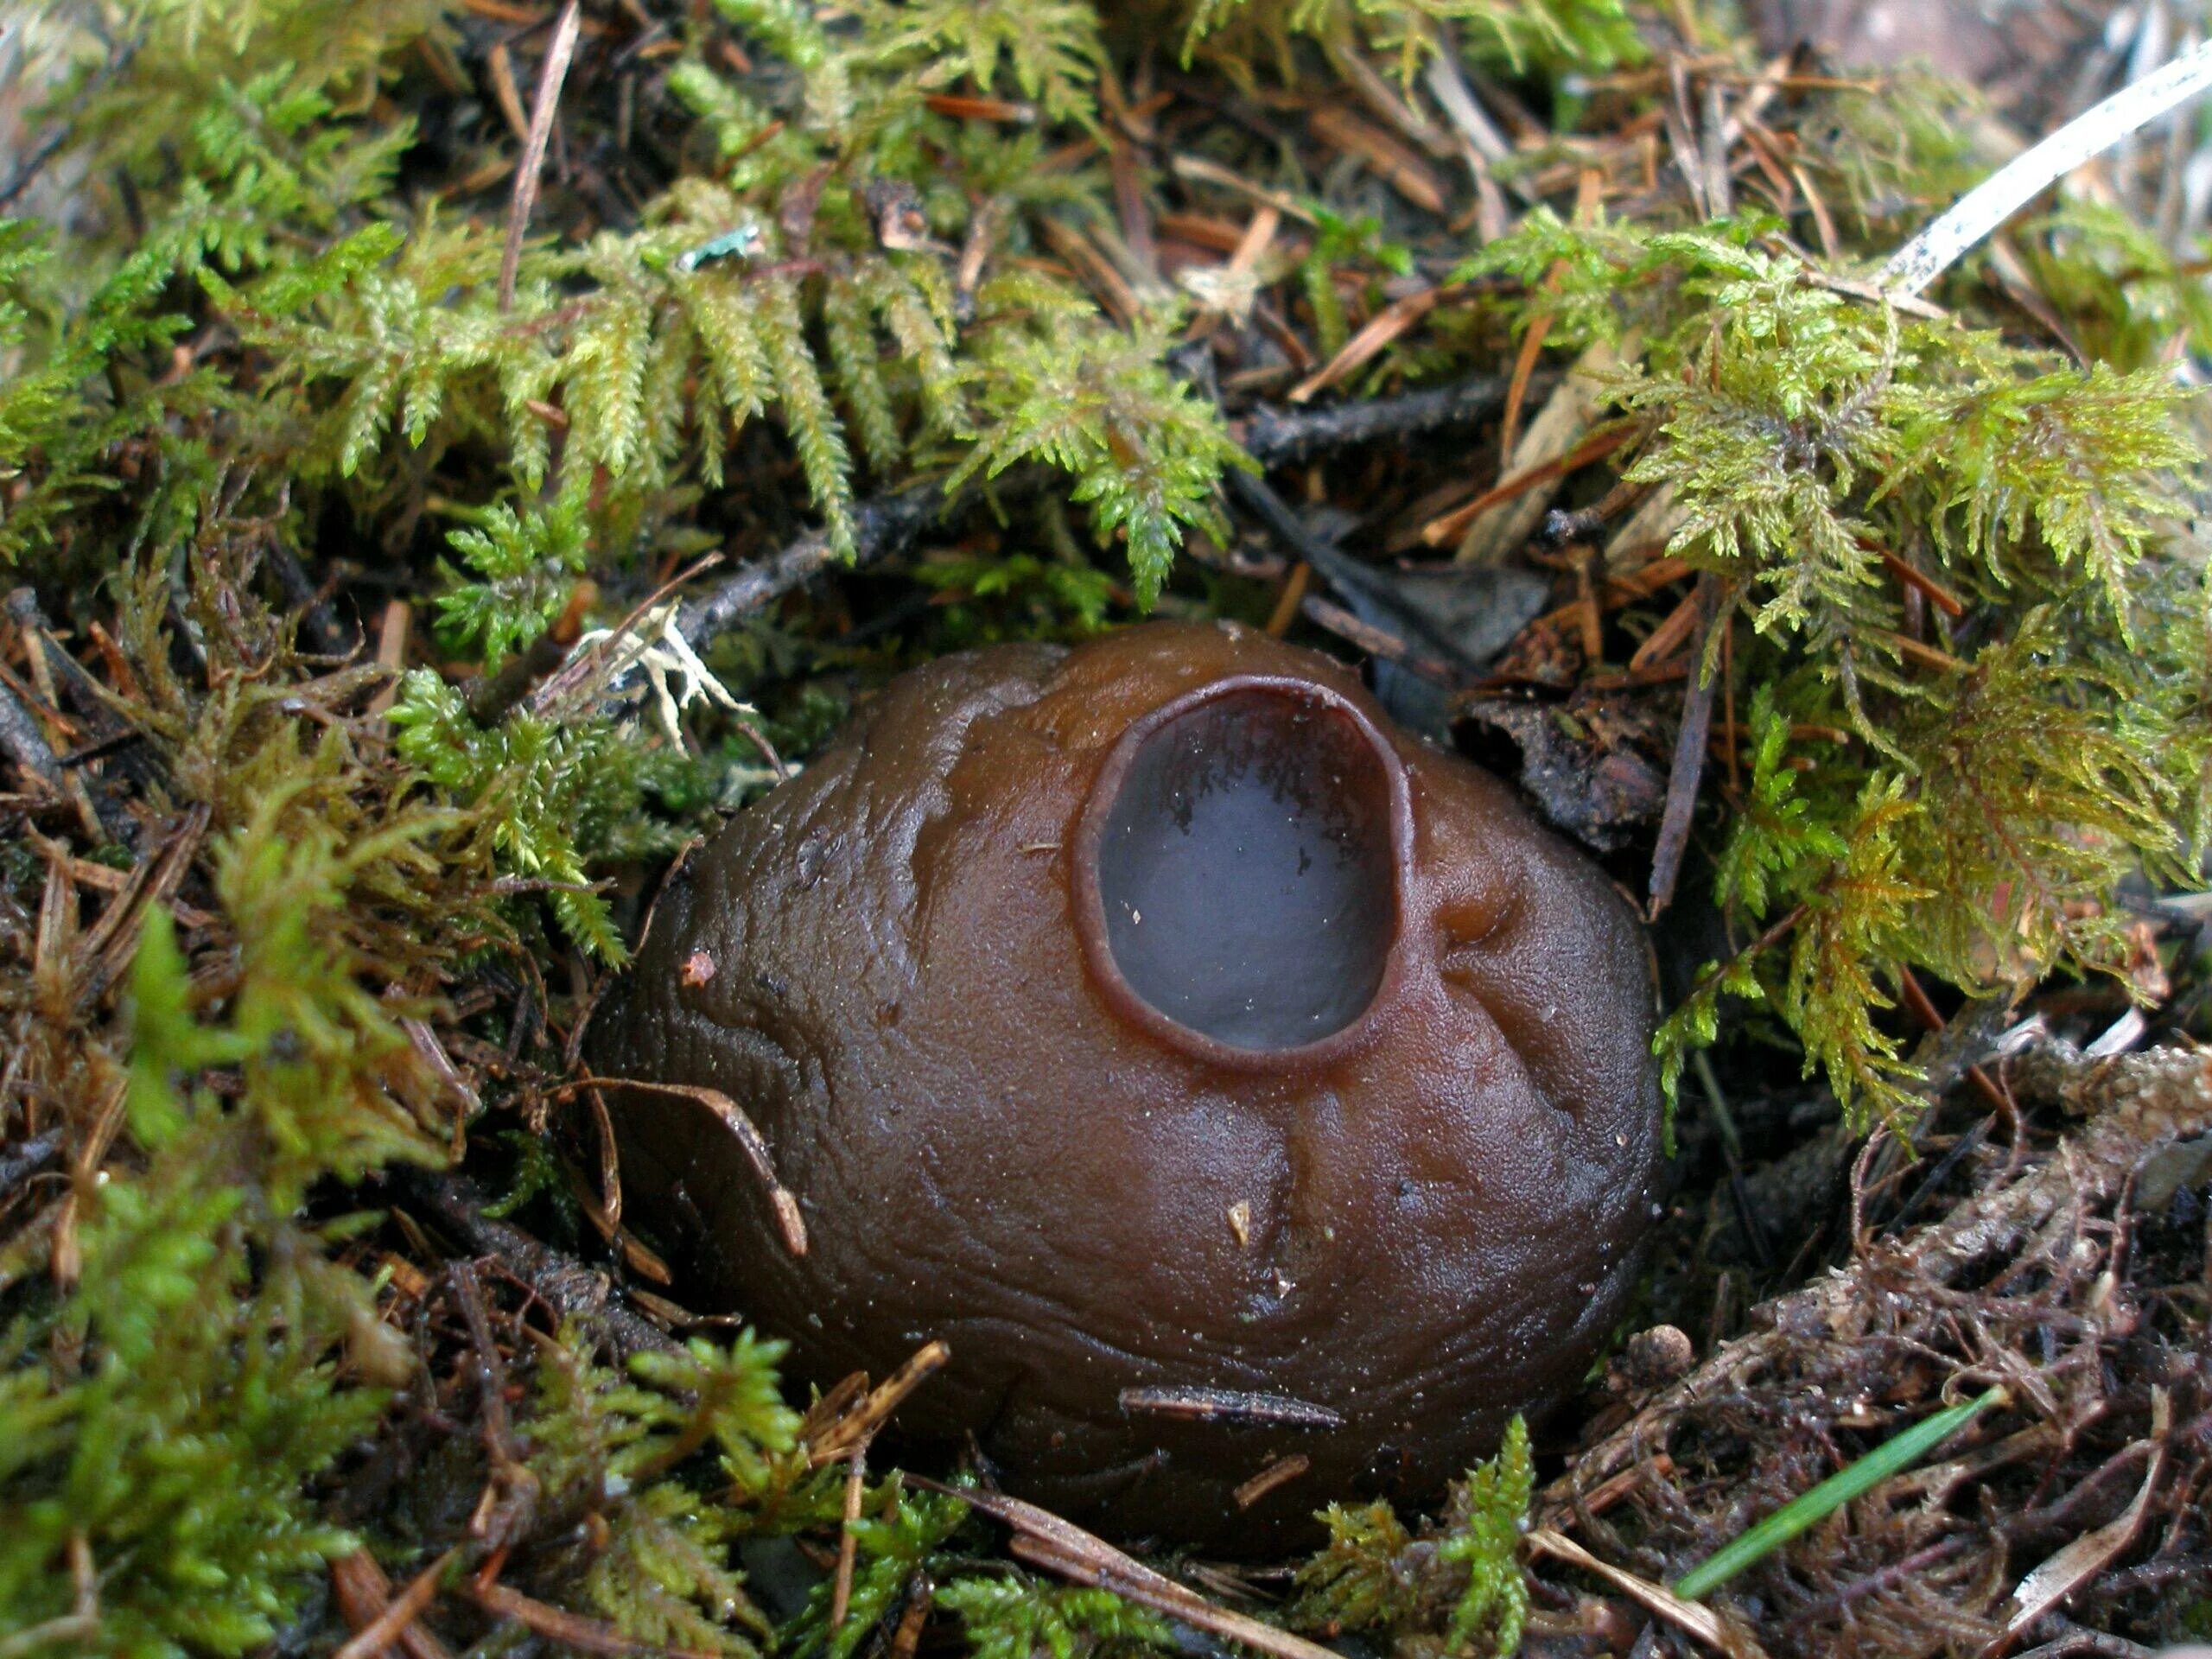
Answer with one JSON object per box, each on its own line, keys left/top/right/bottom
{"left": 1072, "top": 677, "right": 1411, "bottom": 1066}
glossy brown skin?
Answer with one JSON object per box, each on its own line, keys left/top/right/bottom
{"left": 590, "top": 622, "right": 1663, "bottom": 1550}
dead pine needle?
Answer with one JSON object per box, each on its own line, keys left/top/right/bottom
{"left": 1232, "top": 1453, "right": 1311, "bottom": 1510}
{"left": 563, "top": 1076, "right": 808, "bottom": 1256}
{"left": 1289, "top": 288, "right": 1441, "bottom": 403}
{"left": 1529, "top": 1529, "right": 1753, "bottom": 1655}
{"left": 827, "top": 1441, "right": 869, "bottom": 1634}
{"left": 329, "top": 1550, "right": 456, "bottom": 1659}
{"left": 1116, "top": 1385, "right": 1344, "bottom": 1429}
{"left": 918, "top": 1480, "right": 1344, "bottom": 1659}
{"left": 809, "top": 1341, "right": 954, "bottom": 1466}
{"left": 498, "top": 0, "right": 583, "bottom": 312}
{"left": 1647, "top": 574, "right": 1723, "bottom": 918}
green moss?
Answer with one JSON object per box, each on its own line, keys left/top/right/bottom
{"left": 1464, "top": 210, "right": 2205, "bottom": 1132}
{"left": 516, "top": 1329, "right": 829, "bottom": 1651}
{"left": 0, "top": 891, "right": 416, "bottom": 1658}
{"left": 1293, "top": 1501, "right": 1416, "bottom": 1630}
{"left": 937, "top": 1580, "right": 1176, "bottom": 1659}
{"left": 786, "top": 1484, "right": 972, "bottom": 1659}
{"left": 1439, "top": 1417, "right": 1535, "bottom": 1659}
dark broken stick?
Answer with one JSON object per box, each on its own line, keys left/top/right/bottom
{"left": 3, "top": 588, "right": 139, "bottom": 843}
{"left": 465, "top": 630, "right": 571, "bottom": 726}
{"left": 0, "top": 1130, "right": 65, "bottom": 1202}
{"left": 672, "top": 375, "right": 1539, "bottom": 661}
{"left": 1238, "top": 371, "right": 1532, "bottom": 467}
{"left": 676, "top": 480, "right": 950, "bottom": 650}
{"left": 1226, "top": 471, "right": 1483, "bottom": 683}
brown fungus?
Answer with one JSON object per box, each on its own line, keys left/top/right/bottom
{"left": 588, "top": 622, "right": 1664, "bottom": 1549}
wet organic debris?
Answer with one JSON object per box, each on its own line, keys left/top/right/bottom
{"left": 0, "top": 0, "right": 2209, "bottom": 1656}
{"left": 1531, "top": 1039, "right": 2212, "bottom": 1658}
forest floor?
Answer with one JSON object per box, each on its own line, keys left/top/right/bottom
{"left": 1, "top": 0, "right": 2209, "bottom": 1656}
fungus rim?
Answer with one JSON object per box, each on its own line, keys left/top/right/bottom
{"left": 1069, "top": 674, "right": 1415, "bottom": 1071}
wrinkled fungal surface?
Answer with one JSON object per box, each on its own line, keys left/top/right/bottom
{"left": 589, "top": 622, "right": 1664, "bottom": 1549}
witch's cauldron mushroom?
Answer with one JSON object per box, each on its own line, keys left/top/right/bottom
{"left": 589, "top": 621, "right": 1664, "bottom": 1549}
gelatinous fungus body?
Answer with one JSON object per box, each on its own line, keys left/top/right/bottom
{"left": 590, "top": 622, "right": 1663, "bottom": 1550}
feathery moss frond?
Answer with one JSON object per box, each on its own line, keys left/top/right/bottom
{"left": 390, "top": 672, "right": 691, "bottom": 963}
{"left": 938, "top": 1579, "right": 1176, "bottom": 1659}
{"left": 1439, "top": 1417, "right": 1535, "bottom": 1659}
{"left": 1182, "top": 0, "right": 1640, "bottom": 85}
{"left": 1293, "top": 1502, "right": 1416, "bottom": 1630}
{"left": 857, "top": 0, "right": 1106, "bottom": 125}
{"left": 520, "top": 1329, "right": 824, "bottom": 1655}
{"left": 787, "top": 1485, "right": 974, "bottom": 1659}
{"left": 957, "top": 305, "right": 1254, "bottom": 603}
{"left": 435, "top": 499, "right": 591, "bottom": 667}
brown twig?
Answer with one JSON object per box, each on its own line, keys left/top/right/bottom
{"left": 674, "top": 481, "right": 950, "bottom": 653}
{"left": 330, "top": 1550, "right": 456, "bottom": 1659}
{"left": 463, "top": 632, "right": 571, "bottom": 726}
{"left": 1226, "top": 471, "right": 1484, "bottom": 681}
{"left": 448, "top": 1261, "right": 531, "bottom": 1488}
{"left": 498, "top": 1, "right": 584, "bottom": 312}
{"left": 1238, "top": 372, "right": 1526, "bottom": 467}
{"left": 1297, "top": 597, "right": 1467, "bottom": 690}
{"left": 0, "top": 678, "right": 67, "bottom": 800}
{"left": 674, "top": 372, "right": 1540, "bottom": 665}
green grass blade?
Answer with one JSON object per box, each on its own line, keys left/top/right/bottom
{"left": 1671, "top": 1386, "right": 2006, "bottom": 1600}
